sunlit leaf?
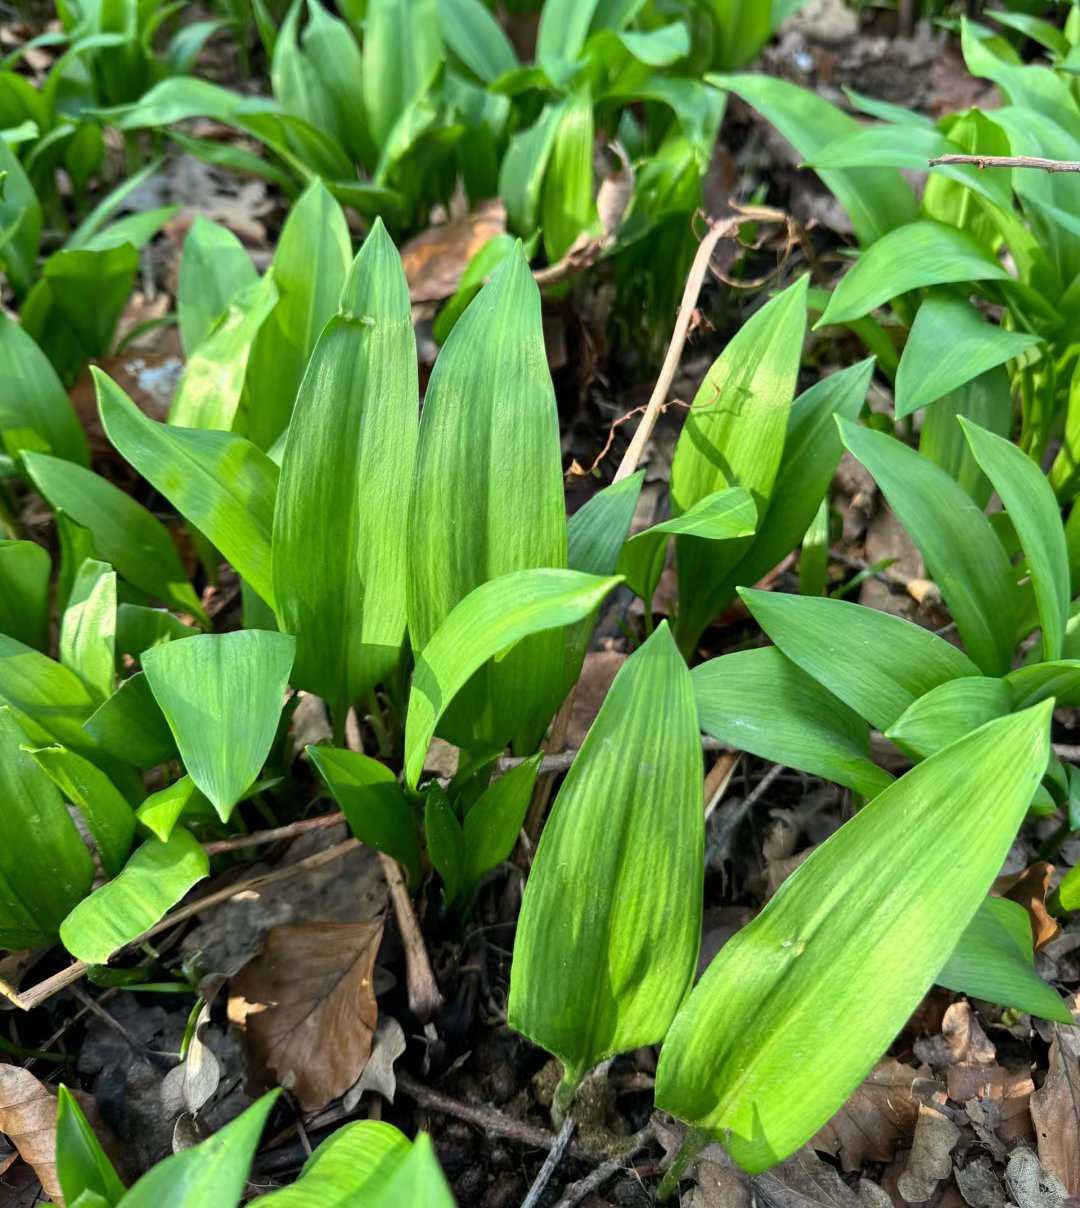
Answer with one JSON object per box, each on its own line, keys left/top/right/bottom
{"left": 59, "top": 558, "right": 116, "bottom": 706}
{"left": 178, "top": 214, "right": 258, "bottom": 356}
{"left": 886, "top": 676, "right": 1013, "bottom": 761}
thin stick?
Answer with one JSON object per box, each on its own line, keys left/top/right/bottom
{"left": 930, "top": 153, "right": 1080, "bottom": 173}
{"left": 380, "top": 852, "right": 442, "bottom": 1021}
{"left": 202, "top": 811, "right": 345, "bottom": 855}
{"left": 521, "top": 1114, "right": 576, "bottom": 1208}
{"left": 552, "top": 1125, "right": 656, "bottom": 1208}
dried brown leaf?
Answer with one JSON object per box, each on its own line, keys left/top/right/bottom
{"left": 1005, "top": 1147, "right": 1069, "bottom": 1208}
{"left": 1030, "top": 1028, "right": 1080, "bottom": 1195}
{"left": 954, "top": 1155, "right": 1007, "bottom": 1208}
{"left": 914, "top": 1002, "right": 996, "bottom": 1069}
{"left": 0, "top": 1066, "right": 61, "bottom": 1201}
{"left": 342, "top": 1015, "right": 406, "bottom": 1112}
{"left": 813, "top": 1058, "right": 922, "bottom": 1170}
{"left": 995, "top": 863, "right": 1060, "bottom": 951}
{"left": 897, "top": 1104, "right": 961, "bottom": 1203}
{"left": 401, "top": 198, "right": 506, "bottom": 303}
{"left": 753, "top": 1145, "right": 863, "bottom": 1208}
{"left": 230, "top": 917, "right": 384, "bottom": 1111}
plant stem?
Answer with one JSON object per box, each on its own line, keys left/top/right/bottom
{"left": 551, "top": 1069, "right": 580, "bottom": 1129}
{"left": 365, "top": 688, "right": 393, "bottom": 756}
{"left": 655, "top": 1127, "right": 711, "bottom": 1202}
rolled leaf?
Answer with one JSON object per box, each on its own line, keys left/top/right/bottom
{"left": 59, "top": 558, "right": 116, "bottom": 706}
{"left": 135, "top": 775, "right": 200, "bottom": 843}
{"left": 541, "top": 90, "right": 595, "bottom": 261}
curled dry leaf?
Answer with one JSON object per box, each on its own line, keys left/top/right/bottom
{"left": 1029, "top": 1028, "right": 1080, "bottom": 1195}
{"left": 0, "top": 1064, "right": 63, "bottom": 1201}
{"left": 400, "top": 199, "right": 507, "bottom": 303}
{"left": 230, "top": 917, "right": 384, "bottom": 1111}
{"left": 161, "top": 1002, "right": 221, "bottom": 1120}
{"left": 914, "top": 1002, "right": 996, "bottom": 1069}
{"left": 813, "top": 1057, "right": 922, "bottom": 1171}
{"left": 896, "top": 1104, "right": 961, "bottom": 1204}
{"left": 995, "top": 863, "right": 1059, "bottom": 952}
{"left": 342, "top": 1015, "right": 406, "bottom": 1112}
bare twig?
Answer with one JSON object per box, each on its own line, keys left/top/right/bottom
{"left": 930, "top": 153, "right": 1080, "bottom": 173}
{"left": 380, "top": 852, "right": 443, "bottom": 1021}
{"left": 202, "top": 811, "right": 346, "bottom": 855}
{"left": 521, "top": 1114, "right": 576, "bottom": 1208}
{"left": 552, "top": 1125, "right": 656, "bottom": 1208}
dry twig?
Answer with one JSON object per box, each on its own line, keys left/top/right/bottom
{"left": 930, "top": 153, "right": 1080, "bottom": 172}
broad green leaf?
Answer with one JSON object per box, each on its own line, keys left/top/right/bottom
{"left": 537, "top": 0, "right": 601, "bottom": 61}
{"left": 404, "top": 569, "right": 620, "bottom": 788}
{"left": 116, "top": 606, "right": 199, "bottom": 659}
{"left": 808, "top": 122, "right": 953, "bottom": 171}
{"left": 886, "top": 676, "right": 1013, "bottom": 761}
{"left": 895, "top": 296, "right": 1039, "bottom": 420}
{"left": 308, "top": 746, "right": 421, "bottom": 886}
{"left": 920, "top": 368, "right": 1013, "bottom": 510}
{"left": 692, "top": 647, "right": 893, "bottom": 797}
{"left": 178, "top": 215, "right": 257, "bottom": 356}
{"left": 20, "top": 451, "right": 206, "bottom": 623}
{"left": 961, "top": 418, "right": 1070, "bottom": 662}
{"left": 0, "top": 137, "right": 40, "bottom": 297}
{"left": 83, "top": 673, "right": 179, "bottom": 769}
{"left": 0, "top": 539, "right": 49, "bottom": 649}
{"left": 245, "top": 180, "right": 351, "bottom": 450}
{"left": 499, "top": 104, "right": 564, "bottom": 234}
{"left": 29, "top": 745, "right": 135, "bottom": 876}
{"left": 136, "top": 775, "right": 199, "bottom": 843}
{"left": 0, "top": 311, "right": 89, "bottom": 463}
{"left": 114, "top": 1091, "right": 277, "bottom": 1208}
{"left": 0, "top": 632, "right": 98, "bottom": 753}
{"left": 96, "top": 369, "right": 279, "bottom": 609}
{"left": 654, "top": 702, "right": 1053, "bottom": 1175}
{"left": 509, "top": 623, "right": 702, "bottom": 1107}
{"left": 619, "top": 487, "right": 756, "bottom": 606}
{"left": 169, "top": 272, "right": 279, "bottom": 432}
{"left": 0, "top": 706, "right": 93, "bottom": 949}
{"left": 438, "top": 0, "right": 516, "bottom": 83}
{"left": 274, "top": 220, "right": 417, "bottom": 713}
{"left": 938, "top": 896, "right": 1071, "bottom": 1023}
{"left": 363, "top": 1134, "right": 456, "bottom": 1208}
{"left": 362, "top": 0, "right": 441, "bottom": 149}
{"left": 407, "top": 248, "right": 568, "bottom": 755}
{"left": 839, "top": 420, "right": 1019, "bottom": 675}
{"left": 670, "top": 276, "right": 808, "bottom": 654}
{"left": 56, "top": 1085, "right": 126, "bottom": 1207}
{"left": 461, "top": 754, "right": 542, "bottom": 899}
{"left": 425, "top": 783, "right": 464, "bottom": 904}
{"left": 707, "top": 74, "right": 916, "bottom": 245}
{"left": 816, "top": 222, "right": 1010, "bottom": 328}
{"left": 740, "top": 590, "right": 979, "bottom": 731}
{"left": 258, "top": 1120, "right": 411, "bottom": 1206}
{"left": 566, "top": 472, "right": 644, "bottom": 575}
{"left": 61, "top": 829, "right": 209, "bottom": 964}
{"left": 1007, "top": 660, "right": 1080, "bottom": 708}
{"left": 143, "top": 631, "right": 294, "bottom": 821}
{"left": 60, "top": 559, "right": 116, "bottom": 706}
{"left": 541, "top": 90, "right": 595, "bottom": 262}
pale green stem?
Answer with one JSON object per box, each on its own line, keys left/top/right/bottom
{"left": 656, "top": 1127, "right": 712, "bottom": 1202}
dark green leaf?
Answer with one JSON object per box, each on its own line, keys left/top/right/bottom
{"left": 0, "top": 312, "right": 89, "bottom": 463}
{"left": 0, "top": 539, "right": 50, "bottom": 649}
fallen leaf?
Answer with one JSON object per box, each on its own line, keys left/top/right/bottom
{"left": 230, "top": 917, "right": 384, "bottom": 1111}
{"left": 596, "top": 143, "right": 634, "bottom": 239}
{"left": 565, "top": 650, "right": 627, "bottom": 749}
{"left": 400, "top": 199, "right": 507, "bottom": 303}
{"left": 753, "top": 1145, "right": 865, "bottom": 1208}
{"left": 342, "top": 1015, "right": 406, "bottom": 1111}
{"left": 1005, "top": 1147, "right": 1069, "bottom": 1208}
{"left": 0, "top": 1065, "right": 63, "bottom": 1201}
{"left": 161, "top": 1002, "right": 221, "bottom": 1120}
{"left": 914, "top": 1002, "right": 996, "bottom": 1069}
{"left": 1030, "top": 1028, "right": 1080, "bottom": 1195}
{"left": 995, "top": 863, "right": 1060, "bottom": 952}
{"left": 954, "top": 1155, "right": 1007, "bottom": 1208}
{"left": 813, "top": 1057, "right": 922, "bottom": 1170}
{"left": 897, "top": 1104, "right": 961, "bottom": 1203}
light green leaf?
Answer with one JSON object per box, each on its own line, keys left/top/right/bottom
{"left": 961, "top": 418, "right": 1070, "bottom": 663}
{"left": 178, "top": 214, "right": 258, "bottom": 357}
{"left": 536, "top": 0, "right": 601, "bottom": 62}
{"left": 0, "top": 539, "right": 50, "bottom": 649}
{"left": 670, "top": 276, "right": 808, "bottom": 654}
{"left": 740, "top": 590, "right": 979, "bottom": 731}
{"left": 28, "top": 744, "right": 135, "bottom": 876}
{"left": 438, "top": 0, "right": 516, "bottom": 82}
{"left": 816, "top": 222, "right": 1010, "bottom": 328}
{"left": 566, "top": 472, "right": 644, "bottom": 576}
{"left": 274, "top": 220, "right": 417, "bottom": 713}
{"left": 407, "top": 247, "right": 568, "bottom": 755}
{"left": 142, "top": 631, "right": 295, "bottom": 821}
{"left": 96, "top": 367, "right": 280, "bottom": 610}
{"left": 1007, "top": 660, "right": 1080, "bottom": 708}
{"left": 0, "top": 632, "right": 98, "bottom": 754}
{"left": 895, "top": 296, "right": 1040, "bottom": 419}
{"left": 886, "top": 676, "right": 1014, "bottom": 761}
{"left": 0, "top": 706, "right": 93, "bottom": 949}
{"left": 116, "top": 606, "right": 199, "bottom": 659}
{"left": 363, "top": 1134, "right": 456, "bottom": 1207}
{"left": 258, "top": 1120, "right": 411, "bottom": 1206}
{"left": 541, "top": 90, "right": 595, "bottom": 262}
{"left": 509, "top": 623, "right": 702, "bottom": 1107}
{"left": 362, "top": 0, "right": 441, "bottom": 149}
{"left": 20, "top": 450, "right": 207, "bottom": 623}
{"left": 939, "top": 895, "right": 1071, "bottom": 1022}
{"left": 498, "top": 104, "right": 563, "bottom": 234}
{"left": 461, "top": 754, "right": 542, "bottom": 899}
{"left": 135, "top": 775, "right": 199, "bottom": 843}
{"left": 60, "top": 558, "right": 116, "bottom": 706}
{"left": 308, "top": 746, "right": 421, "bottom": 886}
{"left": 404, "top": 569, "right": 620, "bottom": 789}
{"left": 655, "top": 702, "right": 1053, "bottom": 1174}
{"left": 56, "top": 1085, "right": 126, "bottom": 1208}
{"left": 114, "top": 1091, "right": 277, "bottom": 1208}
{"left": 692, "top": 647, "right": 893, "bottom": 797}
{"left": 0, "top": 137, "right": 40, "bottom": 297}
{"left": 83, "top": 672, "right": 179, "bottom": 769}
{"left": 839, "top": 420, "right": 1019, "bottom": 676}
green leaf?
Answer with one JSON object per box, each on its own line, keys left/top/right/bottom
{"left": 308, "top": 746, "right": 422, "bottom": 886}
{"left": 655, "top": 702, "right": 1053, "bottom": 1174}
{"left": 0, "top": 137, "right": 40, "bottom": 297}
{"left": 566, "top": 472, "right": 644, "bottom": 575}
{"left": 740, "top": 590, "right": 979, "bottom": 731}
{"left": 816, "top": 222, "right": 1010, "bottom": 328}
{"left": 961, "top": 418, "right": 1070, "bottom": 662}
{"left": 670, "top": 276, "right": 808, "bottom": 654}
{"left": 257, "top": 1120, "right": 411, "bottom": 1206}
{"left": 245, "top": 179, "right": 351, "bottom": 450}
{"left": 61, "top": 829, "right": 209, "bottom": 965}
{"left": 363, "top": 1134, "right": 456, "bottom": 1208}
{"left": 56, "top": 1086, "right": 125, "bottom": 1206}
{"left": 0, "top": 706, "right": 93, "bottom": 949}
{"left": 28, "top": 745, "right": 135, "bottom": 876}
{"left": 1007, "top": 659, "right": 1080, "bottom": 708}
{"left": 541, "top": 90, "right": 595, "bottom": 262}
{"left": 0, "top": 311, "right": 89, "bottom": 463}
{"left": 938, "top": 896, "right": 1071, "bottom": 1023}
{"left": 60, "top": 559, "right": 116, "bottom": 706}
{"left": 362, "top": 0, "right": 441, "bottom": 149}
{"left": 95, "top": 369, "right": 279, "bottom": 610}
{"left": 461, "top": 753, "right": 542, "bottom": 899}
{"left": 142, "top": 631, "right": 295, "bottom": 821}
{"left": 113, "top": 1091, "right": 278, "bottom": 1208}
{"left": 20, "top": 450, "right": 207, "bottom": 624}
{"left": 438, "top": 0, "right": 517, "bottom": 83}
{"left": 116, "top": 606, "right": 199, "bottom": 659}
{"left": 619, "top": 487, "right": 756, "bottom": 606}
{"left": 0, "top": 632, "right": 98, "bottom": 753}
{"left": 404, "top": 569, "right": 620, "bottom": 789}
{"left": 537, "top": 0, "right": 601, "bottom": 62}
{"left": 839, "top": 420, "right": 1019, "bottom": 676}
{"left": 407, "top": 247, "right": 568, "bottom": 755}
{"left": 135, "top": 775, "right": 199, "bottom": 843}
{"left": 692, "top": 647, "right": 893, "bottom": 797}
{"left": 0, "top": 539, "right": 50, "bottom": 649}
{"left": 273, "top": 220, "right": 417, "bottom": 713}
{"left": 895, "top": 296, "right": 1040, "bottom": 419}
{"left": 169, "top": 272, "right": 279, "bottom": 432}
{"left": 498, "top": 104, "right": 563, "bottom": 234}
{"left": 886, "top": 676, "right": 1014, "bottom": 761}
{"left": 83, "top": 673, "right": 178, "bottom": 769}
{"left": 920, "top": 368, "right": 1013, "bottom": 511}
{"left": 509, "top": 623, "right": 702, "bottom": 1104}
{"left": 425, "top": 783, "right": 464, "bottom": 904}
{"left": 178, "top": 214, "right": 258, "bottom": 357}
